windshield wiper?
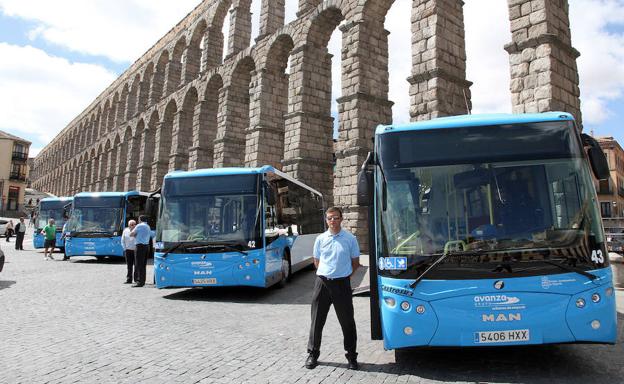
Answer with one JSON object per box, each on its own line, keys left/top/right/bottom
{"left": 540, "top": 259, "right": 599, "bottom": 281}
{"left": 160, "top": 241, "right": 187, "bottom": 259}
{"left": 409, "top": 250, "right": 483, "bottom": 288}
{"left": 187, "top": 243, "right": 248, "bottom": 256}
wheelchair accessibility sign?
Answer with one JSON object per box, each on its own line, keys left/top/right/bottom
{"left": 378, "top": 257, "right": 408, "bottom": 271}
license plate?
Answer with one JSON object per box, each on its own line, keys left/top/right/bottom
{"left": 84, "top": 251, "right": 97, "bottom": 255}
{"left": 193, "top": 278, "right": 217, "bottom": 285}
{"left": 474, "top": 329, "right": 529, "bottom": 344}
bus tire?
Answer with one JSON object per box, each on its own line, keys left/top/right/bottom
{"left": 278, "top": 250, "right": 292, "bottom": 288}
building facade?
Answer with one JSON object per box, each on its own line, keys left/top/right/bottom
{"left": 0, "top": 130, "right": 31, "bottom": 214}
{"left": 31, "top": 0, "right": 583, "bottom": 247}
{"left": 595, "top": 137, "right": 624, "bottom": 235}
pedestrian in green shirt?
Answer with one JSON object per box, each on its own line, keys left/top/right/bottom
{"left": 41, "top": 219, "right": 57, "bottom": 260}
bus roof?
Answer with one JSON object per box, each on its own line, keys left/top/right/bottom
{"left": 376, "top": 112, "right": 575, "bottom": 135}
{"left": 73, "top": 191, "right": 147, "bottom": 198}
{"left": 40, "top": 196, "right": 73, "bottom": 202}
{"left": 164, "top": 166, "right": 323, "bottom": 197}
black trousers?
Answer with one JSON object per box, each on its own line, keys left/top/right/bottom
{"left": 124, "top": 249, "right": 136, "bottom": 282}
{"left": 135, "top": 244, "right": 148, "bottom": 285}
{"left": 15, "top": 232, "right": 25, "bottom": 250}
{"left": 307, "top": 275, "right": 357, "bottom": 358}
{"left": 5, "top": 229, "right": 12, "bottom": 241}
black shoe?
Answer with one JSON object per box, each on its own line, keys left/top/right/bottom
{"left": 132, "top": 283, "right": 145, "bottom": 287}
{"left": 63, "top": 257, "right": 69, "bottom": 261}
{"left": 305, "top": 353, "right": 318, "bottom": 369}
{"left": 346, "top": 353, "right": 358, "bottom": 370}
{"left": 124, "top": 280, "right": 132, "bottom": 284}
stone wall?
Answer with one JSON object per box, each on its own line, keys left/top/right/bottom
{"left": 31, "top": 0, "right": 583, "bottom": 249}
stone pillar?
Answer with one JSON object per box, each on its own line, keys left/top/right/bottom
{"left": 104, "top": 149, "right": 115, "bottom": 191}
{"left": 505, "top": 0, "right": 581, "bottom": 124}
{"left": 189, "top": 95, "right": 219, "bottom": 170}
{"left": 214, "top": 86, "right": 247, "bottom": 167}
{"left": 181, "top": 46, "right": 199, "bottom": 84}
{"left": 203, "top": 27, "right": 224, "bottom": 70}
{"left": 152, "top": 120, "right": 172, "bottom": 190}
{"left": 226, "top": 0, "right": 252, "bottom": 59}
{"left": 257, "top": 0, "right": 285, "bottom": 41}
{"left": 150, "top": 66, "right": 166, "bottom": 105}
{"left": 283, "top": 44, "right": 334, "bottom": 203}
{"left": 94, "top": 154, "right": 104, "bottom": 191}
{"left": 165, "top": 54, "right": 182, "bottom": 95}
{"left": 113, "top": 145, "right": 125, "bottom": 191}
{"left": 136, "top": 127, "right": 155, "bottom": 192}
{"left": 124, "top": 135, "right": 139, "bottom": 191}
{"left": 245, "top": 69, "right": 287, "bottom": 168}
{"left": 334, "top": 20, "right": 394, "bottom": 252}
{"left": 409, "top": 0, "right": 472, "bottom": 121}
{"left": 169, "top": 111, "right": 190, "bottom": 171}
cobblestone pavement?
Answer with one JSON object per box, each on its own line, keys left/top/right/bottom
{"left": 1, "top": 233, "right": 623, "bottom": 384}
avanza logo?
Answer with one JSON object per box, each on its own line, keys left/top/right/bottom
{"left": 482, "top": 313, "right": 522, "bottom": 322}
{"left": 473, "top": 295, "right": 520, "bottom": 308}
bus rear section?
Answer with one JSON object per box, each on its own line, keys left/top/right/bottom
{"left": 155, "top": 166, "right": 324, "bottom": 289}
{"left": 33, "top": 197, "right": 72, "bottom": 250}
{"left": 358, "top": 112, "right": 617, "bottom": 349}
{"left": 65, "top": 192, "right": 154, "bottom": 258}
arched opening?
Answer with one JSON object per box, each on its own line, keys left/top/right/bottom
{"left": 109, "top": 93, "right": 119, "bottom": 131}
{"left": 138, "top": 63, "right": 153, "bottom": 114}
{"left": 116, "top": 129, "right": 132, "bottom": 191}
{"left": 171, "top": 87, "right": 198, "bottom": 171}
{"left": 150, "top": 51, "right": 169, "bottom": 104}
{"left": 118, "top": 85, "right": 129, "bottom": 125}
{"left": 137, "top": 115, "right": 156, "bottom": 192}
{"left": 215, "top": 56, "right": 255, "bottom": 167}
{"left": 167, "top": 38, "right": 186, "bottom": 93}
{"left": 152, "top": 101, "right": 177, "bottom": 189}
{"left": 123, "top": 126, "right": 139, "bottom": 191}
{"left": 127, "top": 75, "right": 140, "bottom": 119}
{"left": 185, "top": 20, "right": 207, "bottom": 81}
{"left": 102, "top": 140, "right": 113, "bottom": 190}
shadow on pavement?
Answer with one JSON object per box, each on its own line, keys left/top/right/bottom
{"left": 161, "top": 268, "right": 317, "bottom": 305}
{"left": 69, "top": 257, "right": 129, "bottom": 265}
{"left": 355, "top": 312, "right": 624, "bottom": 384}
{"left": 0, "top": 280, "right": 16, "bottom": 290}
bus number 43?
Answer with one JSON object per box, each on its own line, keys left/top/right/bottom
{"left": 591, "top": 249, "right": 604, "bottom": 264}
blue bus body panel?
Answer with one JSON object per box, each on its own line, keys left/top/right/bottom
{"left": 164, "top": 165, "right": 276, "bottom": 180}
{"left": 73, "top": 191, "right": 142, "bottom": 198}
{"left": 65, "top": 237, "right": 124, "bottom": 257}
{"left": 155, "top": 248, "right": 272, "bottom": 288}
{"left": 378, "top": 268, "right": 616, "bottom": 349}
{"left": 376, "top": 112, "right": 574, "bottom": 135}
{"left": 33, "top": 233, "right": 44, "bottom": 248}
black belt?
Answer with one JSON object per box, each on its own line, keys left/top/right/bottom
{"left": 319, "top": 275, "right": 349, "bottom": 281}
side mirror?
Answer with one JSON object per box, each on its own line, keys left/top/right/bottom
{"left": 581, "top": 134, "right": 610, "bottom": 180}
{"left": 146, "top": 197, "right": 157, "bottom": 217}
{"left": 357, "top": 152, "right": 375, "bottom": 207}
{"left": 265, "top": 183, "right": 276, "bottom": 206}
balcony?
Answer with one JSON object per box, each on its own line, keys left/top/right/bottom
{"left": 9, "top": 172, "right": 26, "bottom": 181}
{"left": 12, "top": 151, "right": 28, "bottom": 162}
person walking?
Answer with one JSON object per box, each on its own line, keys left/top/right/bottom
{"left": 5, "top": 220, "right": 14, "bottom": 242}
{"left": 42, "top": 218, "right": 57, "bottom": 260}
{"left": 14, "top": 217, "right": 26, "bottom": 250}
{"left": 121, "top": 220, "right": 137, "bottom": 284}
{"left": 130, "top": 215, "right": 151, "bottom": 287}
{"left": 305, "top": 206, "right": 360, "bottom": 370}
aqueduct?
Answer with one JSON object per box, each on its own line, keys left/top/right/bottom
{"left": 31, "top": 0, "right": 582, "bottom": 245}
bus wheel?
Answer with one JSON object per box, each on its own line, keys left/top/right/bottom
{"left": 278, "top": 252, "right": 291, "bottom": 288}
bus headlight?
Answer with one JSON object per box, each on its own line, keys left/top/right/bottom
{"left": 400, "top": 301, "right": 411, "bottom": 311}
{"left": 416, "top": 305, "right": 426, "bottom": 314}
{"left": 245, "top": 262, "right": 250, "bottom": 267}
{"left": 252, "top": 259, "right": 259, "bottom": 264}
{"left": 591, "top": 320, "right": 601, "bottom": 330}
{"left": 383, "top": 297, "right": 396, "bottom": 307}
{"left": 591, "top": 293, "right": 601, "bottom": 303}
{"left": 404, "top": 327, "right": 413, "bottom": 335}
{"left": 576, "top": 298, "right": 586, "bottom": 308}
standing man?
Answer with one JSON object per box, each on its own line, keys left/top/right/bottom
{"left": 42, "top": 218, "right": 56, "bottom": 260}
{"left": 14, "top": 217, "right": 26, "bottom": 250}
{"left": 306, "top": 206, "right": 360, "bottom": 370}
{"left": 121, "top": 220, "right": 137, "bottom": 284}
{"left": 130, "top": 215, "right": 151, "bottom": 287}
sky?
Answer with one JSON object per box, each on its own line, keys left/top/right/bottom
{"left": 0, "top": 0, "right": 623, "bottom": 158}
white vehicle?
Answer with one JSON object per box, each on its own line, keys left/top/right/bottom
{"left": 0, "top": 219, "right": 8, "bottom": 237}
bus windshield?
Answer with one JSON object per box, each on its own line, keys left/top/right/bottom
{"left": 67, "top": 196, "right": 125, "bottom": 235}
{"left": 37, "top": 201, "right": 69, "bottom": 230}
{"left": 376, "top": 121, "right": 606, "bottom": 279}
{"left": 157, "top": 174, "right": 262, "bottom": 251}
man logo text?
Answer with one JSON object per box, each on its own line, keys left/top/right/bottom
{"left": 482, "top": 313, "right": 521, "bottom": 322}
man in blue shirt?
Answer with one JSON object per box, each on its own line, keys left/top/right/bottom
{"left": 306, "top": 206, "right": 360, "bottom": 370}
{"left": 130, "top": 215, "right": 151, "bottom": 287}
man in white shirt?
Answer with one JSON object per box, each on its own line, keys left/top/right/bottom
{"left": 121, "top": 220, "right": 137, "bottom": 284}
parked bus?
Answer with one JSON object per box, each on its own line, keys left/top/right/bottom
{"left": 65, "top": 191, "right": 157, "bottom": 258}
{"left": 357, "top": 112, "right": 617, "bottom": 349}
{"left": 33, "top": 197, "right": 73, "bottom": 251}
{"left": 154, "top": 166, "right": 325, "bottom": 288}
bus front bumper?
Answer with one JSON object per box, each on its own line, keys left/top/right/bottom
{"left": 65, "top": 237, "right": 124, "bottom": 257}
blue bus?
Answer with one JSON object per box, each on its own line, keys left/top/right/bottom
{"left": 154, "top": 166, "right": 325, "bottom": 289}
{"left": 65, "top": 191, "right": 157, "bottom": 258}
{"left": 357, "top": 112, "right": 617, "bottom": 349}
{"left": 33, "top": 197, "right": 73, "bottom": 251}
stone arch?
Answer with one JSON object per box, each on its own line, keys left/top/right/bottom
{"left": 167, "top": 37, "right": 187, "bottom": 93}
{"left": 150, "top": 51, "right": 169, "bottom": 104}
{"left": 185, "top": 19, "right": 207, "bottom": 81}
{"left": 204, "top": 0, "right": 232, "bottom": 69}
{"left": 214, "top": 56, "right": 255, "bottom": 167}
{"left": 138, "top": 63, "right": 154, "bottom": 113}
{"left": 152, "top": 101, "right": 177, "bottom": 189}
{"left": 246, "top": 33, "right": 294, "bottom": 169}
{"left": 170, "top": 87, "right": 198, "bottom": 171}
